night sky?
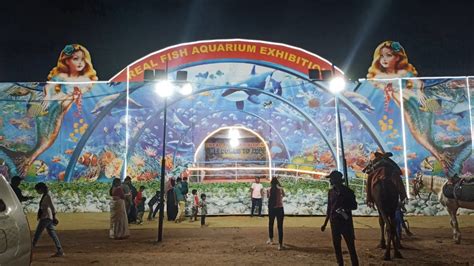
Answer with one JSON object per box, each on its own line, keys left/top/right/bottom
{"left": 1, "top": 0, "right": 473, "bottom": 81}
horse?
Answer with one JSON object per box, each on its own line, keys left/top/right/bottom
{"left": 413, "top": 173, "right": 474, "bottom": 244}
{"left": 363, "top": 153, "right": 405, "bottom": 260}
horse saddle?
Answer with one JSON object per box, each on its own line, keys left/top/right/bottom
{"left": 443, "top": 179, "right": 474, "bottom": 202}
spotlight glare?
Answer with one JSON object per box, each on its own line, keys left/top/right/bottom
{"left": 228, "top": 128, "right": 241, "bottom": 139}
{"left": 179, "top": 83, "right": 193, "bottom": 95}
{"left": 155, "top": 80, "right": 174, "bottom": 98}
{"left": 230, "top": 138, "right": 239, "bottom": 147}
{"left": 329, "top": 77, "right": 346, "bottom": 94}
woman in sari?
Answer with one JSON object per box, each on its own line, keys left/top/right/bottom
{"left": 109, "top": 178, "right": 129, "bottom": 239}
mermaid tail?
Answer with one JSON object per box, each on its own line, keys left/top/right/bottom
{"left": 0, "top": 89, "right": 74, "bottom": 177}
{"left": 441, "top": 141, "right": 472, "bottom": 176}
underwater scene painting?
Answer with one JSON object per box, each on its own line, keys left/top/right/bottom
{"left": 0, "top": 41, "right": 472, "bottom": 185}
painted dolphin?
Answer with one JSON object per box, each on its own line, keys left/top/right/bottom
{"left": 221, "top": 65, "right": 282, "bottom": 110}
{"left": 325, "top": 91, "right": 374, "bottom": 113}
{"left": 171, "top": 112, "right": 190, "bottom": 131}
{"left": 91, "top": 93, "right": 143, "bottom": 115}
{"left": 167, "top": 140, "right": 195, "bottom": 152}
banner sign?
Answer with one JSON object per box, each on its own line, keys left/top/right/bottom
{"left": 110, "top": 39, "right": 343, "bottom": 82}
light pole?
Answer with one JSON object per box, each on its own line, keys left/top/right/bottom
{"left": 329, "top": 76, "right": 349, "bottom": 186}
{"left": 145, "top": 68, "right": 191, "bottom": 242}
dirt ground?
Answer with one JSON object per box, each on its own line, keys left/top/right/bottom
{"left": 29, "top": 214, "right": 474, "bottom": 265}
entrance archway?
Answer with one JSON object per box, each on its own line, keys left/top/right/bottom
{"left": 192, "top": 125, "right": 271, "bottom": 182}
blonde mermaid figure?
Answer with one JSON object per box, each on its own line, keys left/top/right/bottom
{"left": 367, "top": 41, "right": 468, "bottom": 175}
{"left": 17, "top": 44, "right": 98, "bottom": 175}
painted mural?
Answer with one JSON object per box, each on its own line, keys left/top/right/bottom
{"left": 0, "top": 40, "right": 472, "bottom": 215}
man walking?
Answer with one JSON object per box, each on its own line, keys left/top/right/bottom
{"left": 147, "top": 190, "right": 161, "bottom": 221}
{"left": 321, "top": 171, "right": 358, "bottom": 266}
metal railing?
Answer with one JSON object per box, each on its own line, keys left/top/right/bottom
{"left": 188, "top": 160, "right": 331, "bottom": 182}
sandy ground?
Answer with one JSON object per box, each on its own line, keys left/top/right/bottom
{"left": 29, "top": 214, "right": 474, "bottom": 265}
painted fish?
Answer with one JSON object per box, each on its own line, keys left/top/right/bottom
{"left": 263, "top": 100, "right": 273, "bottom": 109}
{"left": 419, "top": 99, "right": 442, "bottom": 114}
{"left": 58, "top": 171, "right": 65, "bottom": 181}
{"left": 393, "top": 145, "right": 403, "bottom": 151}
{"left": 435, "top": 119, "right": 460, "bottom": 132}
{"left": 78, "top": 152, "right": 99, "bottom": 167}
{"left": 32, "top": 160, "right": 48, "bottom": 176}
{"left": 65, "top": 149, "right": 74, "bottom": 155}
{"left": 308, "top": 98, "right": 320, "bottom": 108}
{"left": 199, "top": 91, "right": 212, "bottom": 97}
{"left": 9, "top": 117, "right": 32, "bottom": 130}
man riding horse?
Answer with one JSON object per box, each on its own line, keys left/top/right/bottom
{"left": 364, "top": 151, "right": 407, "bottom": 207}
{"left": 363, "top": 151, "right": 407, "bottom": 260}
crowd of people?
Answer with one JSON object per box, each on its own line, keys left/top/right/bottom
{"left": 10, "top": 166, "right": 412, "bottom": 265}
{"left": 165, "top": 176, "right": 207, "bottom": 226}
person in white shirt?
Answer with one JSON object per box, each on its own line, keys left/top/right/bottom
{"left": 250, "top": 177, "right": 264, "bottom": 217}
{"left": 32, "top": 182, "right": 64, "bottom": 257}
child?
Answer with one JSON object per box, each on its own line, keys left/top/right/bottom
{"left": 190, "top": 189, "right": 199, "bottom": 222}
{"left": 136, "top": 197, "right": 146, "bottom": 225}
{"left": 147, "top": 190, "right": 161, "bottom": 221}
{"left": 134, "top": 185, "right": 145, "bottom": 207}
{"left": 32, "top": 182, "right": 64, "bottom": 257}
{"left": 200, "top": 193, "right": 208, "bottom": 227}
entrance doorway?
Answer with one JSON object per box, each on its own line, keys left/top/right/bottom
{"left": 192, "top": 126, "right": 271, "bottom": 182}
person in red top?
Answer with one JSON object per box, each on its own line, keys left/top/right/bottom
{"left": 190, "top": 189, "right": 200, "bottom": 222}
{"left": 134, "top": 186, "right": 145, "bottom": 207}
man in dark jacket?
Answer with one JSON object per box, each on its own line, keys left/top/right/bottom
{"left": 321, "top": 171, "right": 359, "bottom": 266}
{"left": 147, "top": 190, "right": 161, "bottom": 221}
